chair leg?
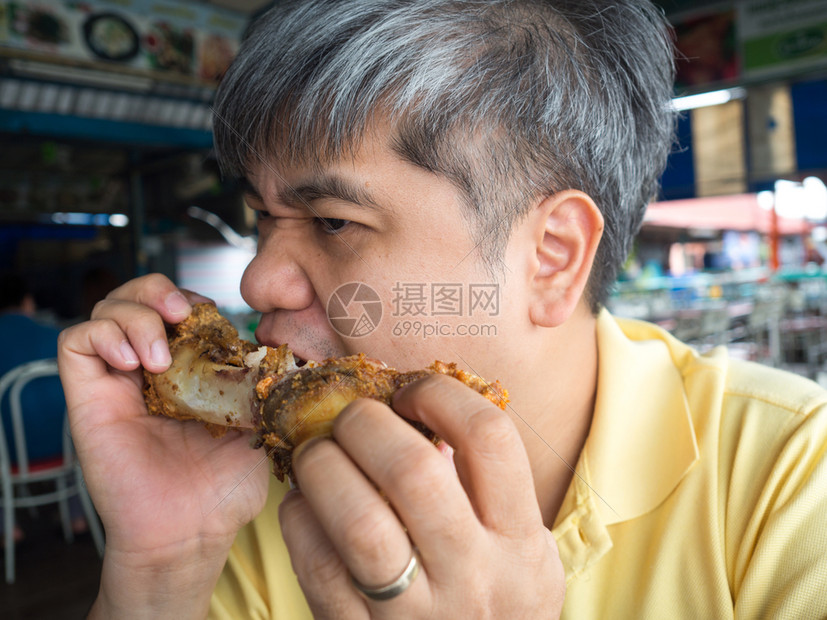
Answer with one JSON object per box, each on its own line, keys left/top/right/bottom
{"left": 3, "top": 495, "right": 15, "bottom": 584}
{"left": 56, "top": 475, "right": 74, "bottom": 543}
{"left": 76, "top": 469, "right": 105, "bottom": 556}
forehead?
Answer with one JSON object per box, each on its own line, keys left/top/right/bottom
{"left": 243, "top": 113, "right": 394, "bottom": 182}
{"left": 242, "top": 121, "right": 387, "bottom": 195}
{"left": 243, "top": 127, "right": 466, "bottom": 219}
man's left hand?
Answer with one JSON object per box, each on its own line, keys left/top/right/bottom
{"left": 279, "top": 373, "right": 566, "bottom": 618}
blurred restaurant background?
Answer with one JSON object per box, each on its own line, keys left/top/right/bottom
{"left": 2, "top": 0, "right": 827, "bottom": 613}
{"left": 609, "top": 0, "right": 827, "bottom": 384}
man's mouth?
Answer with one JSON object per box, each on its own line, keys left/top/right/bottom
{"left": 253, "top": 319, "right": 352, "bottom": 367}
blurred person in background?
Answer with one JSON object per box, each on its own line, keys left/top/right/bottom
{"left": 0, "top": 272, "right": 87, "bottom": 540}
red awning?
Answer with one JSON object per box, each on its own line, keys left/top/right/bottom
{"left": 644, "top": 194, "right": 810, "bottom": 236}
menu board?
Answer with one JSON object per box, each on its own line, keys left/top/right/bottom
{"left": 674, "top": 9, "right": 739, "bottom": 90}
{"left": 0, "top": 0, "right": 248, "bottom": 83}
{"left": 739, "top": 0, "right": 827, "bottom": 79}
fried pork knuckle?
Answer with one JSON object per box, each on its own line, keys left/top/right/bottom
{"left": 143, "top": 303, "right": 509, "bottom": 480}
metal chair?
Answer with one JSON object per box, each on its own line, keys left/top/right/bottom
{"left": 0, "top": 358, "right": 104, "bottom": 584}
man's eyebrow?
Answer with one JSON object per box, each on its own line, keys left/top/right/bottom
{"left": 277, "top": 174, "right": 381, "bottom": 212}
{"left": 238, "top": 177, "right": 263, "bottom": 202}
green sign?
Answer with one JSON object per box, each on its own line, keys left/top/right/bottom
{"left": 740, "top": 0, "right": 827, "bottom": 77}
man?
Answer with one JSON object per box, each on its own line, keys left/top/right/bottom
{"left": 58, "top": 1, "right": 827, "bottom": 618}
{"left": 0, "top": 273, "right": 66, "bottom": 463}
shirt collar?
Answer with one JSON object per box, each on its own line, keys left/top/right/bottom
{"left": 582, "top": 310, "right": 700, "bottom": 526}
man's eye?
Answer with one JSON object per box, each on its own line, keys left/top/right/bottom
{"left": 316, "top": 217, "right": 350, "bottom": 234}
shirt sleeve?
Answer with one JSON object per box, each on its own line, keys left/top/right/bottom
{"left": 209, "top": 478, "right": 313, "bottom": 620}
{"left": 731, "top": 401, "right": 827, "bottom": 619}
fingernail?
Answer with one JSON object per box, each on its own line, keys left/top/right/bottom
{"left": 283, "top": 486, "right": 301, "bottom": 499}
{"left": 438, "top": 441, "right": 457, "bottom": 473}
{"left": 165, "top": 291, "right": 190, "bottom": 317}
{"left": 120, "top": 340, "right": 139, "bottom": 365}
{"left": 150, "top": 339, "right": 171, "bottom": 367}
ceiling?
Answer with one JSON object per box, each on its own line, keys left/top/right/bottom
{"left": 198, "top": 0, "right": 273, "bottom": 15}
{"left": 201, "top": 1, "right": 727, "bottom": 20}
{"left": 653, "top": 0, "right": 733, "bottom": 19}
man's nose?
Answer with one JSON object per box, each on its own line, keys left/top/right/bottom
{"left": 240, "top": 234, "right": 315, "bottom": 313}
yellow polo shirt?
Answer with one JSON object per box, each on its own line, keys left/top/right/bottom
{"left": 210, "top": 311, "right": 827, "bottom": 619}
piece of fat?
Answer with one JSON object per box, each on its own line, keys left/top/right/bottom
{"left": 147, "top": 345, "right": 274, "bottom": 429}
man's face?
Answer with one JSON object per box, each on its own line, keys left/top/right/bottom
{"left": 240, "top": 128, "right": 530, "bottom": 377}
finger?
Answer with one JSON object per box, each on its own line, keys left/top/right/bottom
{"left": 332, "top": 399, "right": 480, "bottom": 567}
{"left": 89, "top": 299, "right": 173, "bottom": 374}
{"left": 279, "top": 489, "right": 367, "bottom": 619}
{"left": 102, "top": 273, "right": 194, "bottom": 325}
{"left": 58, "top": 320, "right": 147, "bottom": 426}
{"left": 291, "top": 437, "right": 424, "bottom": 604}
{"left": 393, "top": 374, "right": 542, "bottom": 537}
{"left": 59, "top": 319, "right": 141, "bottom": 377}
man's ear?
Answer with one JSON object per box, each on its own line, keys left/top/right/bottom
{"left": 528, "top": 190, "right": 604, "bottom": 327}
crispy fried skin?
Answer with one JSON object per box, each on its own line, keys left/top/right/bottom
{"left": 143, "top": 303, "right": 509, "bottom": 480}
{"left": 255, "top": 355, "right": 509, "bottom": 481}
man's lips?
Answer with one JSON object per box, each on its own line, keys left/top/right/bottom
{"left": 253, "top": 330, "right": 341, "bottom": 367}
{"left": 253, "top": 311, "right": 361, "bottom": 365}
{"left": 255, "top": 337, "right": 311, "bottom": 366}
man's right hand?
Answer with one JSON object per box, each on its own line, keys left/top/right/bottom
{"left": 58, "top": 274, "right": 270, "bottom": 618}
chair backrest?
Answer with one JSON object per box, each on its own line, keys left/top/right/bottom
{"left": 0, "top": 359, "right": 69, "bottom": 478}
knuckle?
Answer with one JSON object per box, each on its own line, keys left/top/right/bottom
{"left": 119, "top": 312, "right": 164, "bottom": 345}
{"left": 387, "top": 443, "right": 445, "bottom": 503}
{"left": 300, "top": 540, "right": 345, "bottom": 589}
{"left": 279, "top": 496, "right": 345, "bottom": 590}
{"left": 465, "top": 407, "right": 517, "bottom": 453}
{"left": 339, "top": 506, "right": 398, "bottom": 566}
{"left": 90, "top": 297, "right": 115, "bottom": 319}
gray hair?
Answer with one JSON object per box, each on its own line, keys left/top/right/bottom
{"left": 213, "top": 0, "right": 676, "bottom": 312}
